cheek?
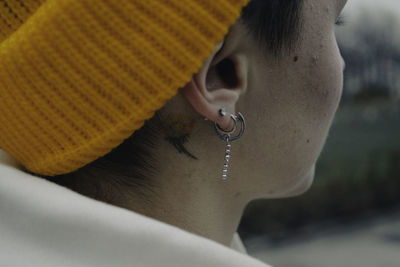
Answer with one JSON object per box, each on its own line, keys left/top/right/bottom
{"left": 281, "top": 34, "right": 344, "bottom": 176}
{"left": 238, "top": 35, "right": 344, "bottom": 197}
{"left": 304, "top": 34, "right": 343, "bottom": 130}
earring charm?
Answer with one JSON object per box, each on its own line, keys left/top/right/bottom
{"left": 222, "top": 136, "right": 231, "bottom": 180}
{"left": 213, "top": 112, "right": 246, "bottom": 180}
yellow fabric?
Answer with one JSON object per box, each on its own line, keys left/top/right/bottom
{"left": 0, "top": 0, "right": 249, "bottom": 176}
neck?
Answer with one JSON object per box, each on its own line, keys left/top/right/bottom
{"left": 112, "top": 137, "right": 249, "bottom": 246}
{"left": 117, "top": 171, "right": 247, "bottom": 246}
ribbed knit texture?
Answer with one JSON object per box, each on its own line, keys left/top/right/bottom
{"left": 0, "top": 0, "right": 249, "bottom": 176}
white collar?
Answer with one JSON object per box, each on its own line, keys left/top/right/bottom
{"left": 0, "top": 149, "right": 272, "bottom": 267}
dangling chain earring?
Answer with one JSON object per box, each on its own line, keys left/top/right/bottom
{"left": 213, "top": 107, "right": 246, "bottom": 180}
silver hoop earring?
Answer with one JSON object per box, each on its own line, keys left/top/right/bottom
{"left": 213, "top": 112, "right": 246, "bottom": 180}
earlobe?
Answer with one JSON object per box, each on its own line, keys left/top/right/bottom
{"left": 181, "top": 41, "right": 248, "bottom": 131}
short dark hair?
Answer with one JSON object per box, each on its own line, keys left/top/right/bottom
{"left": 36, "top": 0, "right": 304, "bottom": 203}
{"left": 241, "top": 0, "right": 304, "bottom": 55}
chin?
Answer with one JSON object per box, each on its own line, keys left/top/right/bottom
{"left": 287, "top": 165, "right": 316, "bottom": 197}
{"left": 254, "top": 165, "right": 316, "bottom": 200}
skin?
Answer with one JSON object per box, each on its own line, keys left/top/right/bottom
{"left": 107, "top": 0, "right": 348, "bottom": 247}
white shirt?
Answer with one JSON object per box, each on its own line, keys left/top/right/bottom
{"left": 0, "top": 149, "right": 272, "bottom": 267}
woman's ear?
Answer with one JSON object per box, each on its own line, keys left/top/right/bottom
{"left": 181, "top": 38, "right": 248, "bottom": 131}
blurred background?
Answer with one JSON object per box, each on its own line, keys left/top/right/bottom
{"left": 239, "top": 0, "right": 400, "bottom": 266}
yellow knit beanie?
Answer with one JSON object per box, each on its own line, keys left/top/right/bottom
{"left": 0, "top": 0, "right": 249, "bottom": 176}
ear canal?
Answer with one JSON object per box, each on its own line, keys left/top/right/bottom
{"left": 206, "top": 58, "right": 238, "bottom": 91}
{"left": 216, "top": 58, "right": 239, "bottom": 88}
